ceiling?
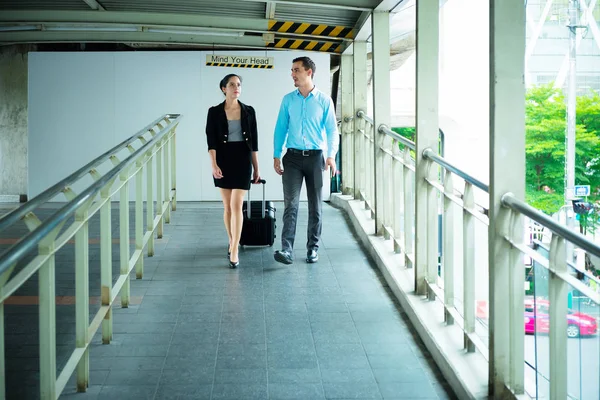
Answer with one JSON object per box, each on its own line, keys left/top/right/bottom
{"left": 0, "top": 0, "right": 406, "bottom": 54}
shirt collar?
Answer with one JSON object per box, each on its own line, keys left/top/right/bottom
{"left": 295, "top": 86, "right": 318, "bottom": 98}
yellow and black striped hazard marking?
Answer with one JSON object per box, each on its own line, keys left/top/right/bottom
{"left": 266, "top": 39, "right": 343, "bottom": 53}
{"left": 268, "top": 20, "right": 355, "bottom": 39}
{"left": 206, "top": 62, "right": 273, "bottom": 69}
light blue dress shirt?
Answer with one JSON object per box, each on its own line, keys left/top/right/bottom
{"left": 273, "top": 87, "right": 339, "bottom": 159}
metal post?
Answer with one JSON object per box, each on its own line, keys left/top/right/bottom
{"left": 75, "top": 210, "right": 90, "bottom": 392}
{"left": 119, "top": 172, "right": 130, "bottom": 308}
{"left": 135, "top": 162, "right": 144, "bottom": 279}
{"left": 443, "top": 172, "right": 455, "bottom": 324}
{"left": 163, "top": 138, "right": 171, "bottom": 224}
{"left": 548, "top": 235, "right": 568, "bottom": 399}
{"left": 171, "top": 131, "right": 177, "bottom": 211}
{"left": 489, "top": 0, "right": 526, "bottom": 396}
{"left": 371, "top": 11, "right": 391, "bottom": 235}
{"left": 340, "top": 53, "right": 354, "bottom": 195}
{"left": 156, "top": 142, "right": 164, "bottom": 239}
{"left": 415, "top": 0, "right": 440, "bottom": 295}
{"left": 353, "top": 41, "right": 368, "bottom": 200}
{"left": 100, "top": 197, "right": 112, "bottom": 344}
{"left": 39, "top": 251, "right": 57, "bottom": 399}
{"left": 565, "top": 0, "right": 579, "bottom": 262}
{"left": 146, "top": 152, "right": 155, "bottom": 256}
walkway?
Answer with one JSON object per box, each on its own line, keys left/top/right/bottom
{"left": 2, "top": 201, "right": 456, "bottom": 400}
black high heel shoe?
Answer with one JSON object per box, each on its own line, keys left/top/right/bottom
{"left": 229, "top": 259, "right": 239, "bottom": 269}
{"left": 227, "top": 246, "right": 231, "bottom": 259}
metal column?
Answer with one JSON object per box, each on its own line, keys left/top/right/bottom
{"left": 371, "top": 11, "right": 391, "bottom": 235}
{"left": 489, "top": 0, "right": 526, "bottom": 396}
{"left": 414, "top": 0, "right": 440, "bottom": 295}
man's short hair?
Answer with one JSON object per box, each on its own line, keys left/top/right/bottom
{"left": 293, "top": 56, "right": 316, "bottom": 78}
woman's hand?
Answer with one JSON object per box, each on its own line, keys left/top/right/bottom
{"left": 252, "top": 169, "right": 261, "bottom": 184}
{"left": 212, "top": 165, "right": 223, "bottom": 179}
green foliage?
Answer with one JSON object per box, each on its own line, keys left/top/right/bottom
{"left": 525, "top": 188, "right": 564, "bottom": 215}
{"left": 525, "top": 84, "right": 600, "bottom": 216}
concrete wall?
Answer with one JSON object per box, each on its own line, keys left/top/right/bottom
{"left": 0, "top": 45, "right": 29, "bottom": 201}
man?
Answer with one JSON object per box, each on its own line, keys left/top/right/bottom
{"left": 273, "top": 56, "right": 339, "bottom": 265}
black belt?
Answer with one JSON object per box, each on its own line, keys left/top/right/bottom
{"left": 287, "top": 148, "right": 322, "bottom": 156}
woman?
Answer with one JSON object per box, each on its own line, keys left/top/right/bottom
{"left": 206, "top": 74, "right": 260, "bottom": 268}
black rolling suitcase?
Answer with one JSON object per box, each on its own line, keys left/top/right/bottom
{"left": 240, "top": 179, "right": 276, "bottom": 246}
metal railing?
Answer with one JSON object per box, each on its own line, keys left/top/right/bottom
{"left": 0, "top": 114, "right": 181, "bottom": 400}
{"left": 347, "top": 110, "right": 600, "bottom": 400}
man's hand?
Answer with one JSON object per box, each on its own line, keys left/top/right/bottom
{"left": 325, "top": 157, "right": 336, "bottom": 177}
{"left": 274, "top": 158, "right": 284, "bottom": 176}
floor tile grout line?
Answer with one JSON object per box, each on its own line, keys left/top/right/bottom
{"left": 209, "top": 264, "right": 227, "bottom": 400}
{"left": 149, "top": 230, "right": 185, "bottom": 400}
{"left": 262, "top": 246, "right": 270, "bottom": 400}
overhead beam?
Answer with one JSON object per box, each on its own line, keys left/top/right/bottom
{"left": 245, "top": 0, "right": 380, "bottom": 11}
{"left": 0, "top": 10, "right": 269, "bottom": 31}
{"left": 375, "top": 0, "right": 406, "bottom": 11}
{"left": 0, "top": 31, "right": 268, "bottom": 47}
{"left": 82, "top": 0, "right": 105, "bottom": 11}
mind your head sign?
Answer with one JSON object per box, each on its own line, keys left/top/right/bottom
{"left": 206, "top": 54, "right": 274, "bottom": 69}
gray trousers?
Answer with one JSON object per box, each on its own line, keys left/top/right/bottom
{"left": 281, "top": 151, "right": 325, "bottom": 253}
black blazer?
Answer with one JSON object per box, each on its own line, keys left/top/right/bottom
{"left": 206, "top": 100, "right": 258, "bottom": 152}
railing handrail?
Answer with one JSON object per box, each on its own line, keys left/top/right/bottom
{"left": 532, "top": 239, "right": 600, "bottom": 286}
{"left": 0, "top": 114, "right": 178, "bottom": 232}
{"left": 502, "top": 192, "right": 600, "bottom": 258}
{"left": 356, "top": 110, "right": 373, "bottom": 125}
{"left": 0, "top": 114, "right": 182, "bottom": 276}
{"left": 423, "top": 148, "right": 489, "bottom": 193}
{"left": 379, "top": 124, "right": 416, "bottom": 150}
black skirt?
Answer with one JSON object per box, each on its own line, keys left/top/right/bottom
{"left": 214, "top": 142, "right": 252, "bottom": 190}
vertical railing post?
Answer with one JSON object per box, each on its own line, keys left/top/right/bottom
{"left": 392, "top": 143, "right": 404, "bottom": 254}
{"left": 369, "top": 126, "right": 375, "bottom": 219}
{"left": 548, "top": 235, "right": 568, "bottom": 399}
{"left": 463, "top": 183, "right": 476, "bottom": 353}
{"left": 360, "top": 126, "right": 371, "bottom": 205}
{"left": 340, "top": 53, "right": 354, "bottom": 195}
{"left": 353, "top": 41, "right": 368, "bottom": 200}
{"left": 39, "top": 245, "right": 57, "bottom": 399}
{"left": 75, "top": 205, "right": 90, "bottom": 392}
{"left": 171, "top": 130, "right": 177, "bottom": 211}
{"left": 489, "top": 0, "right": 526, "bottom": 396}
{"left": 426, "top": 158, "right": 439, "bottom": 300}
{"left": 91, "top": 169, "right": 114, "bottom": 345}
{"left": 443, "top": 172, "right": 455, "bottom": 324}
{"left": 383, "top": 142, "right": 394, "bottom": 240}
{"left": 119, "top": 168, "right": 130, "bottom": 308}
{"left": 156, "top": 140, "right": 164, "bottom": 239}
{"left": 415, "top": 0, "right": 440, "bottom": 295}
{"left": 403, "top": 149, "right": 414, "bottom": 267}
{"left": 146, "top": 147, "right": 155, "bottom": 257}
{"left": 135, "top": 159, "right": 144, "bottom": 279}
{"left": 100, "top": 187, "right": 113, "bottom": 344}
{"left": 508, "top": 209, "right": 525, "bottom": 393}
{"left": 371, "top": 11, "right": 391, "bottom": 234}
{"left": 163, "top": 137, "right": 171, "bottom": 224}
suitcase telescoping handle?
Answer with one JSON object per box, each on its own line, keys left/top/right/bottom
{"left": 246, "top": 179, "right": 267, "bottom": 219}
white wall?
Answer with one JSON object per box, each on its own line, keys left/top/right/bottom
{"left": 28, "top": 50, "right": 332, "bottom": 202}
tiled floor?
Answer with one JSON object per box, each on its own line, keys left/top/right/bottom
{"left": 2, "top": 201, "right": 456, "bottom": 400}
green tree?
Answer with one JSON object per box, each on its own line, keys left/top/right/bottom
{"left": 525, "top": 84, "right": 600, "bottom": 214}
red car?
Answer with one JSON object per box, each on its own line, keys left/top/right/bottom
{"left": 524, "top": 299, "right": 598, "bottom": 338}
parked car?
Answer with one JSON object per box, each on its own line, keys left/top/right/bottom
{"left": 524, "top": 298, "right": 598, "bottom": 338}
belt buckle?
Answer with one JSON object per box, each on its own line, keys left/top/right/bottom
{"left": 302, "top": 150, "right": 309, "bottom": 156}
